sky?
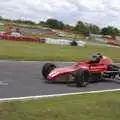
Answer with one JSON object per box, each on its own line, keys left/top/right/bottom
{"left": 1, "top": 0, "right": 120, "bottom": 28}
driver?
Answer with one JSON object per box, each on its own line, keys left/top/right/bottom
{"left": 88, "top": 53, "right": 103, "bottom": 64}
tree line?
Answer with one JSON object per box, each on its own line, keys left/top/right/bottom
{"left": 0, "top": 16, "right": 35, "bottom": 25}
{"left": 0, "top": 16, "right": 120, "bottom": 36}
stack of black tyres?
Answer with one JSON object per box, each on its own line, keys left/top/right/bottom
{"left": 70, "top": 40, "right": 78, "bottom": 46}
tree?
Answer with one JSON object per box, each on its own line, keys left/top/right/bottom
{"left": 89, "top": 24, "right": 100, "bottom": 34}
{"left": 74, "top": 21, "right": 90, "bottom": 36}
{"left": 0, "top": 16, "right": 3, "bottom": 20}
{"left": 46, "top": 19, "right": 64, "bottom": 29}
{"left": 39, "top": 21, "right": 47, "bottom": 26}
{"left": 64, "top": 24, "right": 74, "bottom": 31}
{"left": 101, "top": 26, "right": 120, "bottom": 36}
{"left": 13, "top": 19, "right": 36, "bottom": 25}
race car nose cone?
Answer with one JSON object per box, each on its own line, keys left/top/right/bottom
{"left": 48, "top": 71, "right": 59, "bottom": 79}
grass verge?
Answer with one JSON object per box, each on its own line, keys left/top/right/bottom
{"left": 0, "top": 40, "right": 120, "bottom": 62}
{"left": 0, "top": 92, "right": 120, "bottom": 120}
{"left": 0, "top": 25, "right": 4, "bottom": 31}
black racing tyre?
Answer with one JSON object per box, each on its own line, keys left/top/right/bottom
{"left": 75, "top": 69, "right": 89, "bottom": 87}
{"left": 70, "top": 40, "right": 78, "bottom": 46}
{"left": 42, "top": 63, "right": 56, "bottom": 79}
{"left": 107, "top": 64, "right": 120, "bottom": 80}
{"left": 108, "top": 64, "right": 120, "bottom": 71}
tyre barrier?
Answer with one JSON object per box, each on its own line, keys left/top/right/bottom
{"left": 0, "top": 33, "right": 46, "bottom": 43}
{"left": 46, "top": 38, "right": 70, "bottom": 45}
{"left": 46, "top": 38, "right": 86, "bottom": 47}
{"left": 0, "top": 33, "right": 86, "bottom": 47}
{"left": 70, "top": 40, "right": 78, "bottom": 46}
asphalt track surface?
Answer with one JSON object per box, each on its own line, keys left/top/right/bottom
{"left": 0, "top": 61, "right": 120, "bottom": 99}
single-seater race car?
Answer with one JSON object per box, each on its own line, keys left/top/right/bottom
{"left": 42, "top": 53, "right": 120, "bottom": 87}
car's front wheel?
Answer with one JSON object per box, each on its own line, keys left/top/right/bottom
{"left": 42, "top": 63, "right": 56, "bottom": 80}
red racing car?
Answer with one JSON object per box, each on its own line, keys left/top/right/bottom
{"left": 42, "top": 53, "right": 120, "bottom": 87}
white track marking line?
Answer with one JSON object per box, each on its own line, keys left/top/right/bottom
{"left": 0, "top": 88, "right": 120, "bottom": 102}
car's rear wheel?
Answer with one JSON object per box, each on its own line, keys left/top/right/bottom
{"left": 42, "top": 63, "right": 56, "bottom": 79}
{"left": 108, "top": 64, "right": 120, "bottom": 71}
{"left": 75, "top": 69, "right": 89, "bottom": 87}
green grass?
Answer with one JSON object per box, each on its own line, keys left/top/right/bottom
{"left": 0, "top": 40, "right": 120, "bottom": 62}
{"left": 0, "top": 25, "right": 4, "bottom": 31}
{"left": 0, "top": 92, "right": 120, "bottom": 120}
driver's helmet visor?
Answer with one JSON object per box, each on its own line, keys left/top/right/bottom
{"left": 90, "top": 55, "right": 98, "bottom": 61}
